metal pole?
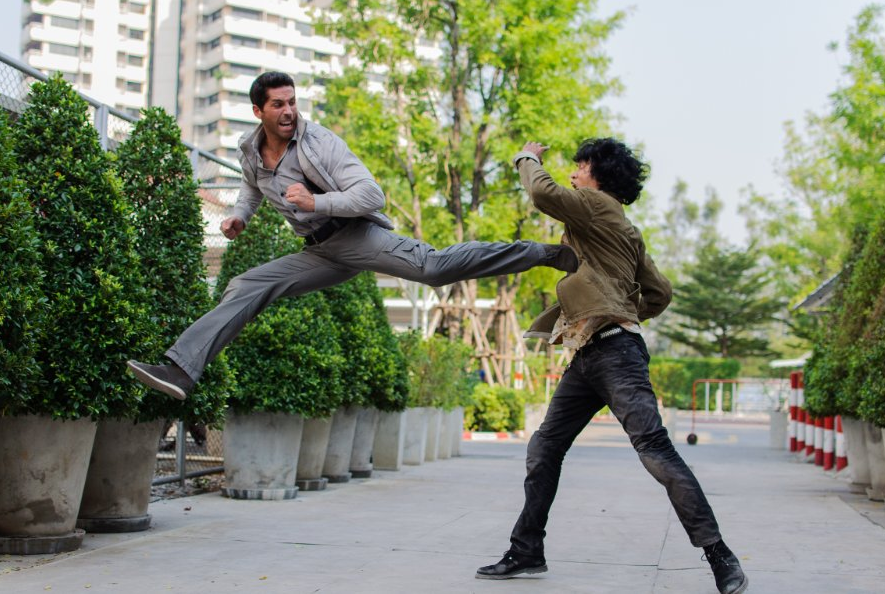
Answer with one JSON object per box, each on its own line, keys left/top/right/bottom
{"left": 704, "top": 382, "right": 710, "bottom": 415}
{"left": 94, "top": 104, "right": 109, "bottom": 151}
{"left": 176, "top": 420, "right": 187, "bottom": 488}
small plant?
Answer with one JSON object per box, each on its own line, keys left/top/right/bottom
{"left": 397, "top": 333, "right": 476, "bottom": 410}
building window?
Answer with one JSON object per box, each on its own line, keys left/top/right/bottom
{"left": 200, "top": 37, "right": 221, "bottom": 53}
{"left": 293, "top": 73, "right": 312, "bottom": 86}
{"left": 50, "top": 16, "right": 79, "bottom": 30}
{"left": 314, "top": 52, "right": 332, "bottom": 63}
{"left": 227, "top": 119, "right": 257, "bottom": 134}
{"left": 48, "top": 43, "right": 79, "bottom": 57}
{"left": 130, "top": 1, "right": 147, "bottom": 15}
{"left": 230, "top": 7, "right": 261, "bottom": 20}
{"left": 228, "top": 63, "right": 259, "bottom": 77}
{"left": 24, "top": 40, "right": 41, "bottom": 53}
{"left": 26, "top": 13, "right": 43, "bottom": 25}
{"left": 127, "top": 81, "right": 143, "bottom": 93}
{"left": 129, "top": 28, "right": 145, "bottom": 40}
{"left": 227, "top": 91, "right": 251, "bottom": 104}
{"left": 127, "top": 54, "right": 144, "bottom": 67}
{"left": 81, "top": 73, "right": 92, "bottom": 87}
{"left": 295, "top": 21, "right": 312, "bottom": 36}
{"left": 82, "top": 46, "right": 93, "bottom": 61}
{"left": 84, "top": 19, "right": 94, "bottom": 33}
{"left": 200, "top": 65, "right": 221, "bottom": 80}
{"left": 230, "top": 35, "right": 260, "bottom": 49}
{"left": 61, "top": 71, "right": 76, "bottom": 83}
{"left": 202, "top": 9, "right": 222, "bottom": 25}
{"left": 293, "top": 48, "right": 312, "bottom": 61}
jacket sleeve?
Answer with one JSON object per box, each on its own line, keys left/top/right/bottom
{"left": 515, "top": 155, "right": 597, "bottom": 227}
{"left": 311, "top": 132, "right": 385, "bottom": 218}
{"left": 231, "top": 150, "right": 264, "bottom": 225}
{"left": 635, "top": 248, "right": 672, "bottom": 320}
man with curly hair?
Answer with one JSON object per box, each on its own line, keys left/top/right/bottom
{"left": 476, "top": 138, "right": 748, "bottom": 594}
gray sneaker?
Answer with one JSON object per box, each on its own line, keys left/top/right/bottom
{"left": 127, "top": 360, "right": 194, "bottom": 400}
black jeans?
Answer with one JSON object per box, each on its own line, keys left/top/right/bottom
{"left": 509, "top": 331, "right": 722, "bottom": 558}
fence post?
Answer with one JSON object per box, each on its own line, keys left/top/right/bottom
{"left": 176, "top": 420, "right": 187, "bottom": 488}
{"left": 190, "top": 147, "right": 200, "bottom": 181}
{"left": 94, "top": 104, "right": 109, "bottom": 151}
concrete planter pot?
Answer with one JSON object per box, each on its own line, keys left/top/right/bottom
{"left": 297, "top": 417, "right": 333, "bottom": 491}
{"left": 350, "top": 407, "right": 380, "bottom": 477}
{"left": 373, "top": 410, "right": 406, "bottom": 470}
{"left": 450, "top": 406, "right": 465, "bottom": 457}
{"left": 322, "top": 407, "right": 359, "bottom": 483}
{"left": 437, "top": 409, "right": 453, "bottom": 460}
{"left": 863, "top": 421, "right": 885, "bottom": 501}
{"left": 769, "top": 410, "right": 788, "bottom": 449}
{"left": 222, "top": 411, "right": 304, "bottom": 500}
{"left": 424, "top": 407, "right": 443, "bottom": 462}
{"left": 842, "top": 416, "right": 871, "bottom": 491}
{"left": 403, "top": 407, "right": 430, "bottom": 465}
{"left": 77, "top": 419, "right": 165, "bottom": 533}
{"left": 0, "top": 415, "right": 97, "bottom": 554}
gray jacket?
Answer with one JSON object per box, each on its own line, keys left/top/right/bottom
{"left": 232, "top": 116, "right": 394, "bottom": 234}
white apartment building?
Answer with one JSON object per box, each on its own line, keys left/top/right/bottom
{"left": 21, "top": 0, "right": 153, "bottom": 118}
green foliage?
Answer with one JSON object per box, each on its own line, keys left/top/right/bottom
{"left": 397, "top": 332, "right": 476, "bottom": 410}
{"left": 115, "top": 107, "right": 231, "bottom": 424}
{"left": 648, "top": 357, "right": 741, "bottom": 410}
{"left": 648, "top": 360, "right": 690, "bottom": 408}
{"left": 0, "top": 112, "right": 44, "bottom": 405}
{"left": 464, "top": 384, "right": 530, "bottom": 432}
{"left": 321, "top": 0, "right": 623, "bottom": 331}
{"left": 321, "top": 272, "right": 409, "bottom": 412}
{"left": 9, "top": 75, "right": 154, "bottom": 419}
{"left": 215, "top": 203, "right": 343, "bottom": 418}
{"left": 660, "top": 243, "right": 784, "bottom": 358}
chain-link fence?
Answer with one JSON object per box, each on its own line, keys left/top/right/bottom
{"left": 0, "top": 51, "right": 236, "bottom": 488}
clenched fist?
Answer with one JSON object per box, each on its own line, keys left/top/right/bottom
{"left": 285, "top": 182, "right": 315, "bottom": 212}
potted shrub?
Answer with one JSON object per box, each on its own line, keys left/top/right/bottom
{"left": 1, "top": 77, "right": 153, "bottom": 553}
{"left": 215, "top": 203, "right": 344, "bottom": 499}
{"left": 77, "top": 108, "right": 231, "bottom": 532}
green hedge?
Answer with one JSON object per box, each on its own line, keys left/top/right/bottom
{"left": 215, "top": 203, "right": 343, "bottom": 418}
{"left": 116, "top": 107, "right": 231, "bottom": 425}
{"left": 648, "top": 357, "right": 741, "bottom": 409}
{"left": 397, "top": 333, "right": 476, "bottom": 410}
{"left": 0, "top": 112, "right": 44, "bottom": 406}
{"left": 9, "top": 75, "right": 154, "bottom": 419}
{"left": 464, "top": 384, "right": 532, "bottom": 432}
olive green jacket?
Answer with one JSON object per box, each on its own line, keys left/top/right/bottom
{"left": 515, "top": 154, "right": 672, "bottom": 341}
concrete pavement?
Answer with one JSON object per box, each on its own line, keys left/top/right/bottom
{"left": 1, "top": 414, "right": 884, "bottom": 593}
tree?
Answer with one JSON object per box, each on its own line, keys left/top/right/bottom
{"left": 11, "top": 75, "right": 154, "bottom": 419}
{"left": 321, "top": 0, "right": 623, "bottom": 346}
{"left": 115, "top": 107, "right": 231, "bottom": 424}
{"left": 660, "top": 244, "right": 783, "bottom": 358}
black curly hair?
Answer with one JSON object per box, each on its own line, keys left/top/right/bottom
{"left": 573, "top": 138, "right": 648, "bottom": 205}
{"left": 250, "top": 72, "right": 295, "bottom": 109}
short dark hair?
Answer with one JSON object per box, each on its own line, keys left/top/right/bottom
{"left": 249, "top": 72, "right": 295, "bottom": 109}
{"left": 573, "top": 138, "right": 648, "bottom": 205}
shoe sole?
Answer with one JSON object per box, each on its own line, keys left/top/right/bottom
{"left": 475, "top": 565, "right": 548, "bottom": 580}
{"left": 729, "top": 575, "right": 749, "bottom": 594}
{"left": 127, "top": 360, "right": 188, "bottom": 400}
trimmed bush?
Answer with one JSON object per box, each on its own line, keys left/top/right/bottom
{"left": 321, "top": 272, "right": 409, "bottom": 412}
{"left": 464, "top": 384, "right": 530, "bottom": 432}
{"left": 0, "top": 112, "right": 44, "bottom": 406}
{"left": 11, "top": 75, "right": 154, "bottom": 419}
{"left": 115, "top": 107, "right": 230, "bottom": 424}
{"left": 397, "top": 333, "right": 476, "bottom": 410}
{"left": 215, "top": 203, "right": 344, "bottom": 418}
{"left": 648, "top": 357, "right": 740, "bottom": 409}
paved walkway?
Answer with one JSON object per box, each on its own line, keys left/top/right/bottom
{"left": 1, "top": 415, "right": 884, "bottom": 593}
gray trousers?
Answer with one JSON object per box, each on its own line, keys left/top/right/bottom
{"left": 167, "top": 219, "right": 553, "bottom": 382}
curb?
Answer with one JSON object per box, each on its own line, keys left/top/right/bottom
{"left": 462, "top": 431, "right": 525, "bottom": 441}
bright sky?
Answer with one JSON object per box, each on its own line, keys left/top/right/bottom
{"left": 595, "top": 0, "right": 875, "bottom": 245}
{"left": 0, "top": 0, "right": 875, "bottom": 246}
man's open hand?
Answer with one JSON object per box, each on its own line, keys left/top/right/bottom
{"left": 285, "top": 182, "right": 315, "bottom": 212}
